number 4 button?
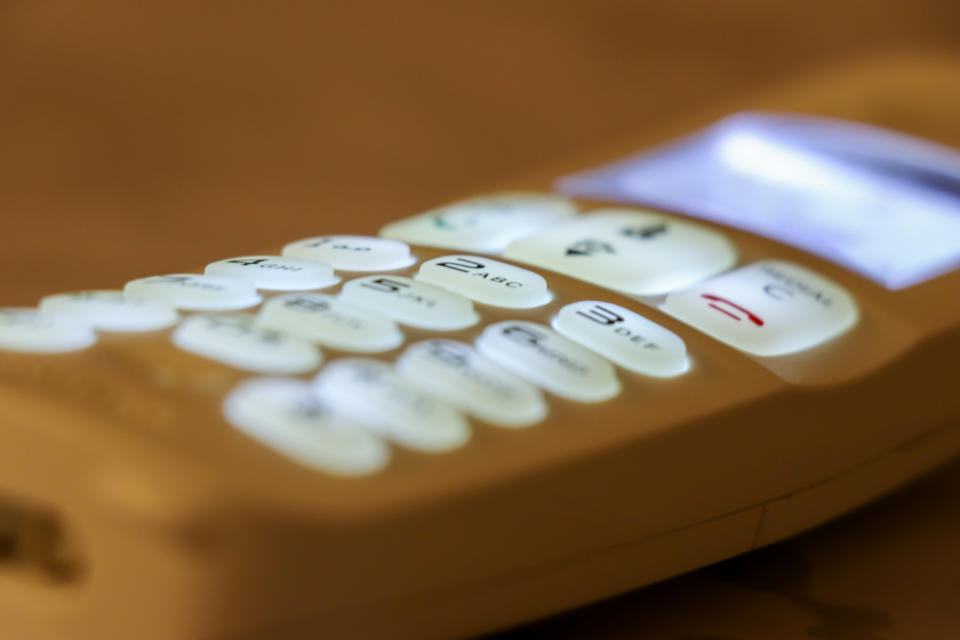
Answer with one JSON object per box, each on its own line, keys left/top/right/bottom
{"left": 662, "top": 260, "right": 858, "bottom": 356}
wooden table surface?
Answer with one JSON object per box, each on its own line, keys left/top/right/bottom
{"left": 3, "top": 3, "right": 960, "bottom": 638}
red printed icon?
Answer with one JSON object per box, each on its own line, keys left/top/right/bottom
{"left": 700, "top": 294, "right": 764, "bottom": 326}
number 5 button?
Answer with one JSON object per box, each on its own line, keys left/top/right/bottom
{"left": 417, "top": 255, "right": 552, "bottom": 308}
{"left": 663, "top": 260, "right": 858, "bottom": 356}
{"left": 340, "top": 275, "right": 479, "bottom": 330}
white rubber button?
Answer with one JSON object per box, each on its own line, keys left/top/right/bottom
{"left": 39, "top": 290, "right": 178, "bottom": 332}
{"left": 476, "top": 321, "right": 620, "bottom": 402}
{"left": 224, "top": 378, "right": 389, "bottom": 476}
{"left": 398, "top": 340, "right": 547, "bottom": 427}
{"left": 379, "top": 192, "right": 577, "bottom": 252}
{"left": 0, "top": 308, "right": 97, "bottom": 353}
{"left": 257, "top": 293, "right": 403, "bottom": 353}
{"left": 340, "top": 275, "right": 479, "bottom": 330}
{"left": 172, "top": 314, "right": 322, "bottom": 373}
{"left": 503, "top": 209, "right": 736, "bottom": 295}
{"left": 282, "top": 235, "right": 414, "bottom": 271}
{"left": 662, "top": 260, "right": 858, "bottom": 356}
{"left": 204, "top": 256, "right": 338, "bottom": 291}
{"left": 553, "top": 301, "right": 689, "bottom": 377}
{"left": 314, "top": 359, "right": 470, "bottom": 452}
{"left": 124, "top": 274, "right": 261, "bottom": 311}
{"left": 416, "top": 255, "right": 552, "bottom": 309}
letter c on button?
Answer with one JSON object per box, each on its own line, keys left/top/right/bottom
{"left": 763, "top": 284, "right": 794, "bottom": 301}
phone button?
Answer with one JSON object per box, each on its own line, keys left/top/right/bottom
{"left": 40, "top": 290, "right": 179, "bottom": 332}
{"left": 379, "top": 192, "right": 577, "bottom": 252}
{"left": 503, "top": 209, "right": 736, "bottom": 295}
{"left": 224, "top": 378, "right": 389, "bottom": 476}
{"left": 282, "top": 235, "right": 415, "bottom": 272}
{"left": 553, "top": 301, "right": 689, "bottom": 377}
{"left": 205, "top": 255, "right": 339, "bottom": 291}
{"left": 340, "top": 275, "right": 479, "bottom": 330}
{"left": 662, "top": 260, "right": 858, "bottom": 356}
{"left": 398, "top": 340, "right": 547, "bottom": 427}
{"left": 313, "top": 359, "right": 471, "bottom": 452}
{"left": 476, "top": 321, "right": 620, "bottom": 402}
{"left": 0, "top": 308, "right": 97, "bottom": 353}
{"left": 124, "top": 274, "right": 262, "bottom": 311}
{"left": 173, "top": 313, "right": 322, "bottom": 373}
{"left": 257, "top": 293, "right": 403, "bottom": 353}
{"left": 416, "top": 255, "right": 552, "bottom": 308}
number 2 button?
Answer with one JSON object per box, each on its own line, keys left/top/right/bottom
{"left": 417, "top": 255, "right": 552, "bottom": 308}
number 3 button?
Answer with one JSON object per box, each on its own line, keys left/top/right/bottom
{"left": 663, "top": 260, "right": 858, "bottom": 356}
{"left": 553, "top": 301, "right": 689, "bottom": 377}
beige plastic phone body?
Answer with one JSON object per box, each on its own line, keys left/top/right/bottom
{"left": 1, "top": 53, "right": 960, "bottom": 639}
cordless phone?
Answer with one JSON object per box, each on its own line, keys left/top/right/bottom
{"left": 2, "top": 55, "right": 960, "bottom": 640}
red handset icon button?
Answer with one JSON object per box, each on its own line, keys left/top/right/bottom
{"left": 663, "top": 260, "right": 858, "bottom": 356}
{"left": 700, "top": 294, "right": 765, "bottom": 326}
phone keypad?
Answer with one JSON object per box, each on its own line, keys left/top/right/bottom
{"left": 2, "top": 200, "right": 865, "bottom": 477}
{"left": 257, "top": 293, "right": 404, "bottom": 353}
{"left": 172, "top": 313, "right": 323, "bottom": 374}
{"left": 416, "top": 255, "right": 552, "bottom": 309}
{"left": 282, "top": 235, "right": 415, "bottom": 271}
{"left": 503, "top": 209, "right": 737, "bottom": 296}
{"left": 124, "top": 274, "right": 262, "bottom": 311}
{"left": 476, "top": 321, "right": 621, "bottom": 403}
{"left": 553, "top": 301, "right": 689, "bottom": 378}
{"left": 397, "top": 340, "right": 547, "bottom": 428}
{"left": 314, "top": 359, "right": 471, "bottom": 452}
{"left": 204, "top": 255, "right": 339, "bottom": 291}
{"left": 40, "top": 290, "right": 179, "bottom": 332}
{"left": 662, "top": 260, "right": 859, "bottom": 356}
{"left": 340, "top": 275, "right": 480, "bottom": 330}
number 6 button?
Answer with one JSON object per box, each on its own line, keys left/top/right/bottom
{"left": 417, "top": 255, "right": 552, "bottom": 308}
{"left": 663, "top": 260, "right": 858, "bottom": 356}
{"left": 477, "top": 321, "right": 619, "bottom": 402}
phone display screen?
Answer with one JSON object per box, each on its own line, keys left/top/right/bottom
{"left": 557, "top": 113, "right": 960, "bottom": 290}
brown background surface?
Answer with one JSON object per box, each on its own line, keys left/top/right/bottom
{"left": 2, "top": 2, "right": 960, "bottom": 638}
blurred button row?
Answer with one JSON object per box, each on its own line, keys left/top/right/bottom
{"left": 221, "top": 314, "right": 689, "bottom": 476}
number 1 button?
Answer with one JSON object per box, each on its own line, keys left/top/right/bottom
{"left": 283, "top": 235, "right": 414, "bottom": 271}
